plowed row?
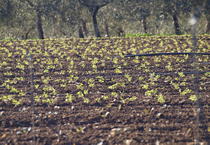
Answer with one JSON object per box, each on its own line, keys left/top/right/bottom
{"left": 1, "top": 35, "right": 210, "bottom": 144}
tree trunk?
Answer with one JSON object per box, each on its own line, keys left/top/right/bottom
{"left": 78, "top": 25, "right": 84, "bottom": 38}
{"left": 51, "top": 24, "right": 55, "bottom": 38}
{"left": 104, "top": 21, "right": 110, "bottom": 37}
{"left": 207, "top": 21, "right": 210, "bottom": 34}
{"left": 117, "top": 27, "right": 123, "bottom": 37}
{"left": 103, "top": 17, "right": 110, "bottom": 37}
{"left": 142, "top": 15, "right": 147, "bottom": 34}
{"left": 206, "top": 14, "right": 210, "bottom": 33}
{"left": 37, "top": 13, "right": 44, "bottom": 39}
{"left": 172, "top": 14, "right": 180, "bottom": 35}
{"left": 92, "top": 6, "right": 101, "bottom": 37}
{"left": 82, "top": 19, "right": 88, "bottom": 37}
{"left": 25, "top": 25, "right": 35, "bottom": 40}
{"left": 204, "top": 0, "right": 210, "bottom": 34}
{"left": 79, "top": 0, "right": 110, "bottom": 37}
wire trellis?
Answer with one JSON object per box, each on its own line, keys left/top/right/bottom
{"left": 190, "top": 10, "right": 209, "bottom": 145}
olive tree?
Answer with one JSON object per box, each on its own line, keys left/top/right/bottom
{"left": 78, "top": 0, "right": 114, "bottom": 37}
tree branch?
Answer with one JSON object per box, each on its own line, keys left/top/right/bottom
{"left": 79, "top": 0, "right": 110, "bottom": 8}
{"left": 25, "top": 0, "right": 34, "bottom": 8}
{"left": 20, "top": 0, "right": 39, "bottom": 11}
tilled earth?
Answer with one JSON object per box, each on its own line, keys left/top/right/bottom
{"left": 1, "top": 36, "right": 210, "bottom": 144}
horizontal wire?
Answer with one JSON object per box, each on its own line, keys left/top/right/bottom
{"left": 79, "top": 70, "right": 210, "bottom": 79}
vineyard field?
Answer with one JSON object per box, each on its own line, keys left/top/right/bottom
{"left": 1, "top": 35, "right": 210, "bottom": 144}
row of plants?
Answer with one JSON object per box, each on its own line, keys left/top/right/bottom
{"left": 1, "top": 35, "right": 210, "bottom": 107}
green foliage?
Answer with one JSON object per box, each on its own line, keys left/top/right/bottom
{"left": 189, "top": 95, "right": 197, "bottom": 101}
{"left": 125, "top": 74, "right": 132, "bottom": 82}
{"left": 125, "top": 33, "right": 152, "bottom": 37}
{"left": 157, "top": 93, "right": 165, "bottom": 104}
{"left": 66, "top": 93, "right": 74, "bottom": 102}
{"left": 1, "top": 35, "right": 210, "bottom": 108}
{"left": 77, "top": 91, "right": 84, "bottom": 97}
{"left": 84, "top": 98, "right": 90, "bottom": 104}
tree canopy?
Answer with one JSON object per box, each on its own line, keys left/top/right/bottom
{"left": 0, "top": 0, "right": 209, "bottom": 39}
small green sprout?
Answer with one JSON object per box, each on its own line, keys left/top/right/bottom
{"left": 84, "top": 98, "right": 90, "bottom": 104}
{"left": 189, "top": 95, "right": 197, "bottom": 101}
{"left": 157, "top": 93, "right": 165, "bottom": 104}
{"left": 66, "top": 94, "right": 74, "bottom": 102}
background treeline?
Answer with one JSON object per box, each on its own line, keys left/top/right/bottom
{"left": 0, "top": 0, "right": 210, "bottom": 40}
